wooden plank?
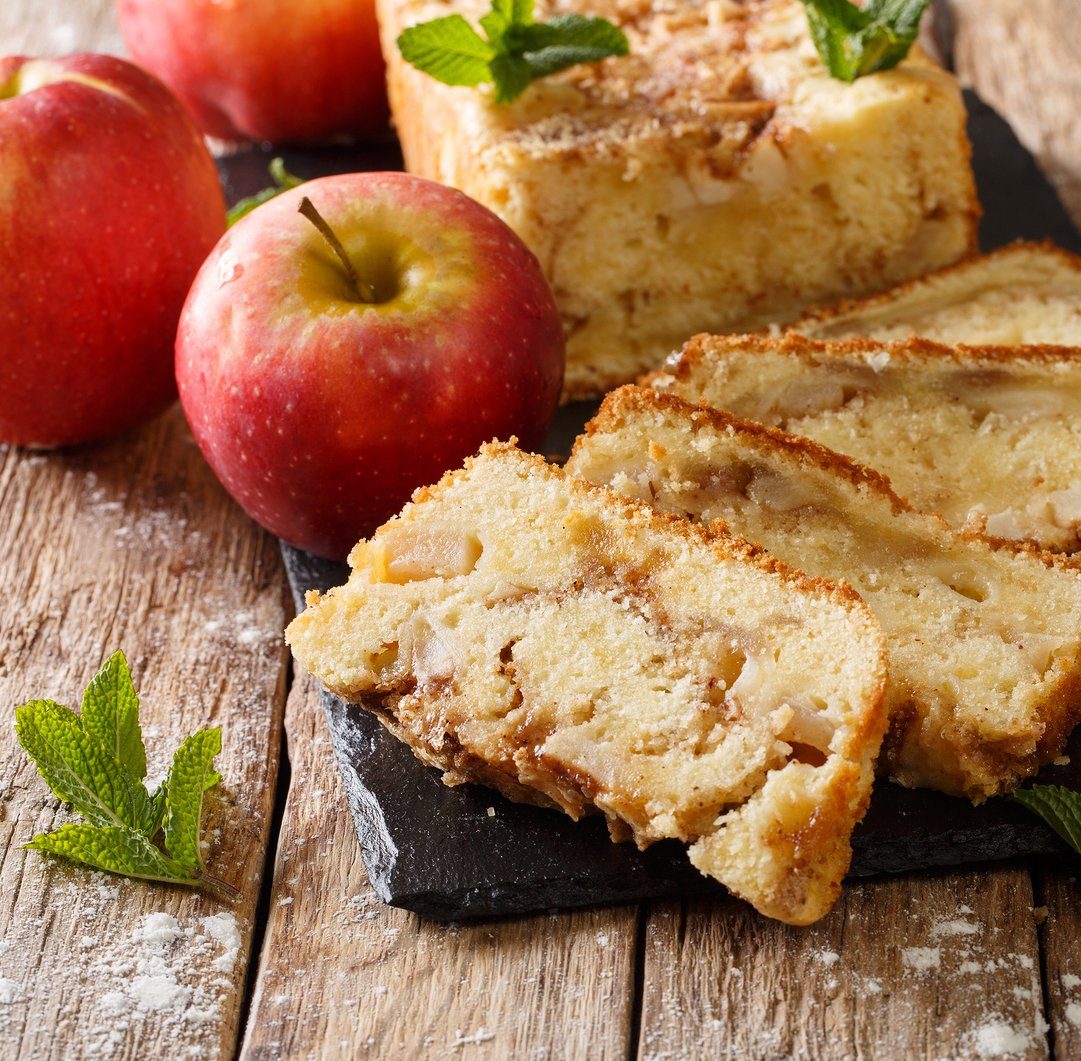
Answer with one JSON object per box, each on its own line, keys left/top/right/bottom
{"left": 240, "top": 674, "right": 638, "bottom": 1060}
{"left": 944, "top": 0, "right": 1081, "bottom": 227}
{"left": 1033, "top": 865, "right": 1081, "bottom": 1059}
{"left": 0, "top": 408, "right": 288, "bottom": 1059}
{"left": 0, "top": 0, "right": 122, "bottom": 55}
{"left": 637, "top": 867, "right": 1048, "bottom": 1059}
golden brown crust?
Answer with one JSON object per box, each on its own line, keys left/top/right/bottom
{"left": 790, "top": 239, "right": 1081, "bottom": 335}
{"left": 654, "top": 332, "right": 1081, "bottom": 385}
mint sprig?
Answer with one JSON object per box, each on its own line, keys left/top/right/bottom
{"left": 799, "top": 0, "right": 929, "bottom": 82}
{"left": 398, "top": 0, "right": 629, "bottom": 104}
{"left": 227, "top": 158, "right": 304, "bottom": 227}
{"left": 1013, "top": 785, "right": 1081, "bottom": 855}
{"left": 14, "top": 652, "right": 237, "bottom": 897}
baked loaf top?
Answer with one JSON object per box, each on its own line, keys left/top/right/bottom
{"left": 792, "top": 241, "right": 1081, "bottom": 345}
{"left": 569, "top": 387, "right": 1081, "bottom": 800}
{"left": 380, "top": 0, "right": 963, "bottom": 170}
{"left": 287, "top": 444, "right": 888, "bottom": 924}
{"left": 650, "top": 333, "right": 1081, "bottom": 552}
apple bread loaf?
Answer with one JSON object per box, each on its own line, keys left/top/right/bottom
{"left": 287, "top": 443, "right": 889, "bottom": 923}
{"left": 568, "top": 387, "right": 1081, "bottom": 801}
{"left": 792, "top": 241, "right": 1081, "bottom": 344}
{"left": 650, "top": 334, "right": 1081, "bottom": 552}
{"left": 378, "top": 0, "right": 978, "bottom": 398}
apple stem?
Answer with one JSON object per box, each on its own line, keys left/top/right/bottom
{"left": 298, "top": 195, "right": 377, "bottom": 304}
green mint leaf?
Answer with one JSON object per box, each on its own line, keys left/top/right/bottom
{"left": 162, "top": 728, "right": 222, "bottom": 872}
{"left": 397, "top": 16, "right": 496, "bottom": 88}
{"left": 227, "top": 158, "right": 305, "bottom": 226}
{"left": 480, "top": 0, "right": 534, "bottom": 40}
{"left": 25, "top": 824, "right": 199, "bottom": 887}
{"left": 509, "top": 14, "right": 630, "bottom": 78}
{"left": 398, "top": 0, "right": 627, "bottom": 103}
{"left": 15, "top": 699, "right": 155, "bottom": 832}
{"left": 799, "top": 0, "right": 928, "bottom": 82}
{"left": 489, "top": 53, "right": 535, "bottom": 104}
{"left": 1013, "top": 785, "right": 1081, "bottom": 855}
{"left": 80, "top": 650, "right": 146, "bottom": 782}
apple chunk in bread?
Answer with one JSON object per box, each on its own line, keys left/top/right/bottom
{"left": 288, "top": 444, "right": 889, "bottom": 924}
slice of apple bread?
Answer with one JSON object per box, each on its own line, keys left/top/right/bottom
{"left": 568, "top": 386, "right": 1081, "bottom": 801}
{"left": 792, "top": 241, "right": 1081, "bottom": 344}
{"left": 287, "top": 443, "right": 889, "bottom": 924}
{"left": 650, "top": 333, "right": 1081, "bottom": 552}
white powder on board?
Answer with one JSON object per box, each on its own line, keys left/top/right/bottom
{"left": 932, "top": 918, "right": 981, "bottom": 939}
{"left": 0, "top": 980, "right": 22, "bottom": 1005}
{"left": 970, "top": 1015, "right": 1048, "bottom": 1058}
{"left": 201, "top": 913, "right": 241, "bottom": 974}
{"left": 901, "top": 947, "right": 940, "bottom": 972}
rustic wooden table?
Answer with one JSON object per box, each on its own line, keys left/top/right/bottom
{"left": 3, "top": 2, "right": 1081, "bottom": 1058}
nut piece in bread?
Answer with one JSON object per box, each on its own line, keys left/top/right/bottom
{"left": 569, "top": 386, "right": 1081, "bottom": 801}
{"left": 792, "top": 241, "right": 1081, "bottom": 345}
{"left": 287, "top": 444, "right": 889, "bottom": 923}
{"left": 378, "top": 0, "right": 979, "bottom": 399}
{"left": 651, "top": 333, "right": 1081, "bottom": 553}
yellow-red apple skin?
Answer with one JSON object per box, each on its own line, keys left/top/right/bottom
{"left": 0, "top": 52, "right": 227, "bottom": 447}
{"left": 117, "top": 0, "right": 388, "bottom": 144}
{"left": 176, "top": 173, "right": 565, "bottom": 559}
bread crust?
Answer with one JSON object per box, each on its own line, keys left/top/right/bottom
{"left": 791, "top": 239, "right": 1081, "bottom": 337}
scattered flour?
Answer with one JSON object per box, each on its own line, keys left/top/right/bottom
{"left": 201, "top": 913, "right": 241, "bottom": 974}
{"left": 970, "top": 1016, "right": 1048, "bottom": 1058}
{"left": 595, "top": 933, "right": 609, "bottom": 948}
{"left": 816, "top": 951, "right": 840, "bottom": 967}
{"left": 1064, "top": 973, "right": 1081, "bottom": 990}
{"left": 901, "top": 947, "right": 941, "bottom": 973}
{"left": 48, "top": 909, "right": 249, "bottom": 1056}
{"left": 932, "top": 918, "right": 981, "bottom": 939}
{"left": 277, "top": 896, "right": 294, "bottom": 907}
{"left": 1067, "top": 1003, "right": 1081, "bottom": 1028}
{"left": 452, "top": 1028, "right": 496, "bottom": 1047}
{"left": 0, "top": 979, "right": 23, "bottom": 1005}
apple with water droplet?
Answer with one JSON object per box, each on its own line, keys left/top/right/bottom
{"left": 0, "top": 53, "right": 226, "bottom": 446}
{"left": 176, "top": 172, "right": 565, "bottom": 558}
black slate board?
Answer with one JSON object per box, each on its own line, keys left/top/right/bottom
{"left": 224, "top": 90, "right": 1081, "bottom": 920}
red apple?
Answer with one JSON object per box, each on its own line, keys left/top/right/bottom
{"left": 176, "top": 172, "right": 565, "bottom": 558}
{"left": 0, "top": 53, "right": 227, "bottom": 447}
{"left": 116, "top": 0, "right": 387, "bottom": 144}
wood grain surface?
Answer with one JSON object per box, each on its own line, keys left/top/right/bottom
{"left": 5, "top": 2, "right": 1081, "bottom": 1060}
{"left": 944, "top": 0, "right": 1081, "bottom": 227}
{"left": 639, "top": 870, "right": 1047, "bottom": 1060}
{"left": 0, "top": 0, "right": 122, "bottom": 56}
{"left": 0, "top": 409, "right": 288, "bottom": 1059}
